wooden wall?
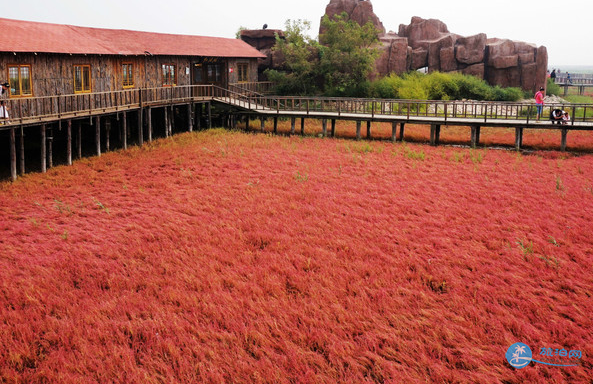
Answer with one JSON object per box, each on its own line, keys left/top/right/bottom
{"left": 0, "top": 53, "right": 259, "bottom": 97}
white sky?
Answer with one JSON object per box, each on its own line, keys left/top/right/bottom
{"left": 3, "top": 0, "right": 590, "bottom": 67}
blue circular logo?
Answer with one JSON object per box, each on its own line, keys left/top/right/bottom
{"left": 506, "top": 343, "right": 532, "bottom": 369}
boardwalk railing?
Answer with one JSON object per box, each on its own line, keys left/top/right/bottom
{"left": 2, "top": 84, "right": 593, "bottom": 128}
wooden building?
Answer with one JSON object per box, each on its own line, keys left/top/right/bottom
{"left": 0, "top": 17, "right": 265, "bottom": 98}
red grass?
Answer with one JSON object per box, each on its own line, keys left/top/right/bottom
{"left": 1, "top": 128, "right": 592, "bottom": 383}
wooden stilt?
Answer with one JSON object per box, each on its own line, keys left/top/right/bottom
{"left": 197, "top": 104, "right": 202, "bottom": 130}
{"left": 41, "top": 124, "right": 47, "bottom": 173}
{"left": 356, "top": 121, "right": 361, "bottom": 140}
{"left": 291, "top": 117, "right": 296, "bottom": 135}
{"left": 322, "top": 119, "right": 327, "bottom": 137}
{"left": 19, "top": 126, "right": 25, "bottom": 174}
{"left": 207, "top": 103, "right": 212, "bottom": 129}
{"left": 366, "top": 121, "right": 371, "bottom": 139}
{"left": 561, "top": 128, "right": 568, "bottom": 152}
{"left": 77, "top": 121, "right": 82, "bottom": 159}
{"left": 301, "top": 117, "right": 305, "bottom": 135}
{"left": 105, "top": 119, "right": 111, "bottom": 152}
{"left": 48, "top": 127, "right": 53, "bottom": 168}
{"left": 10, "top": 128, "right": 16, "bottom": 181}
{"left": 95, "top": 116, "right": 101, "bottom": 156}
{"left": 260, "top": 117, "right": 265, "bottom": 132}
{"left": 169, "top": 106, "right": 175, "bottom": 135}
{"left": 138, "top": 109, "right": 144, "bottom": 145}
{"left": 122, "top": 112, "right": 127, "bottom": 149}
{"left": 164, "top": 108, "right": 169, "bottom": 138}
{"left": 515, "top": 127, "right": 523, "bottom": 150}
{"left": 147, "top": 107, "right": 153, "bottom": 142}
{"left": 430, "top": 124, "right": 441, "bottom": 146}
{"left": 331, "top": 119, "right": 336, "bottom": 137}
{"left": 391, "top": 121, "right": 397, "bottom": 142}
{"left": 399, "top": 122, "right": 405, "bottom": 142}
{"left": 188, "top": 103, "right": 193, "bottom": 132}
{"left": 470, "top": 125, "right": 481, "bottom": 148}
{"left": 273, "top": 117, "right": 278, "bottom": 134}
{"left": 67, "top": 120, "right": 72, "bottom": 166}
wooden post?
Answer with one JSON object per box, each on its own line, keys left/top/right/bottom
{"left": 67, "top": 120, "right": 72, "bottom": 166}
{"left": 19, "top": 126, "right": 25, "bottom": 175}
{"left": 122, "top": 112, "right": 127, "bottom": 149}
{"left": 245, "top": 116, "right": 250, "bottom": 131}
{"left": 561, "top": 128, "right": 568, "bottom": 152}
{"left": 366, "top": 121, "right": 371, "bottom": 139}
{"left": 164, "top": 107, "right": 169, "bottom": 138}
{"left": 77, "top": 121, "right": 82, "bottom": 159}
{"left": 147, "top": 107, "right": 153, "bottom": 142}
{"left": 273, "top": 117, "right": 278, "bottom": 134}
{"left": 95, "top": 116, "right": 101, "bottom": 156}
{"left": 48, "top": 129, "right": 53, "bottom": 169}
{"left": 207, "top": 102, "right": 212, "bottom": 129}
{"left": 356, "top": 121, "right": 361, "bottom": 140}
{"left": 515, "top": 127, "right": 523, "bottom": 150}
{"left": 10, "top": 128, "right": 16, "bottom": 181}
{"left": 300, "top": 117, "right": 305, "bottom": 135}
{"left": 290, "top": 117, "right": 296, "bottom": 135}
{"left": 322, "top": 119, "right": 327, "bottom": 137}
{"left": 105, "top": 119, "right": 111, "bottom": 152}
{"left": 41, "top": 124, "right": 47, "bottom": 173}
{"left": 169, "top": 106, "right": 175, "bottom": 135}
{"left": 399, "top": 122, "right": 405, "bottom": 142}
{"left": 188, "top": 103, "right": 193, "bottom": 132}
{"left": 331, "top": 119, "right": 336, "bottom": 137}
{"left": 430, "top": 124, "right": 441, "bottom": 146}
{"left": 138, "top": 109, "right": 144, "bottom": 145}
{"left": 196, "top": 103, "right": 202, "bottom": 130}
{"left": 260, "top": 117, "right": 265, "bottom": 132}
{"left": 470, "top": 125, "right": 481, "bottom": 148}
{"left": 391, "top": 122, "right": 397, "bottom": 142}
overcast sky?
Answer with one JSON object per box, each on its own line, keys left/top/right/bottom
{"left": 3, "top": 0, "right": 590, "bottom": 67}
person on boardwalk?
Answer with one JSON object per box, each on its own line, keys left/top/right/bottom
{"left": 562, "top": 111, "right": 570, "bottom": 125}
{"left": 0, "top": 82, "right": 9, "bottom": 99}
{"left": 550, "top": 69, "right": 556, "bottom": 81}
{"left": 535, "top": 87, "right": 545, "bottom": 122}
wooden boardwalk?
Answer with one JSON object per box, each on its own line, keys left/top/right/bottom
{"left": 2, "top": 84, "right": 593, "bottom": 181}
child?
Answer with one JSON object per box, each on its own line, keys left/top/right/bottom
{"left": 562, "top": 111, "right": 570, "bottom": 125}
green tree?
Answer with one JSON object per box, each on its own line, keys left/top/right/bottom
{"left": 318, "top": 13, "right": 381, "bottom": 97}
{"left": 264, "top": 19, "right": 320, "bottom": 95}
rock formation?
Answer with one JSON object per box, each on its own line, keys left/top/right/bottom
{"left": 240, "top": 0, "right": 548, "bottom": 93}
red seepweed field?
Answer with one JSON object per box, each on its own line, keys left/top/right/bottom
{"left": 1, "top": 124, "right": 593, "bottom": 383}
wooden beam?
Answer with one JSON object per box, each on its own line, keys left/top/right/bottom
{"left": 356, "top": 121, "right": 361, "bottom": 140}
{"left": 122, "top": 112, "right": 127, "bottom": 150}
{"left": 366, "top": 121, "right": 371, "bottom": 139}
{"left": 331, "top": 119, "right": 336, "bottom": 137}
{"left": 470, "top": 125, "right": 481, "bottom": 148}
{"left": 10, "top": 128, "right": 16, "bottom": 181}
{"left": 391, "top": 121, "right": 397, "bottom": 142}
{"left": 147, "top": 107, "right": 153, "bottom": 142}
{"left": 561, "top": 128, "right": 568, "bottom": 152}
{"left": 515, "top": 127, "right": 523, "bottom": 150}
{"left": 399, "top": 122, "right": 405, "bottom": 142}
{"left": 19, "top": 126, "right": 25, "bottom": 174}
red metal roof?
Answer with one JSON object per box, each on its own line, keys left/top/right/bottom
{"left": 0, "top": 18, "right": 266, "bottom": 58}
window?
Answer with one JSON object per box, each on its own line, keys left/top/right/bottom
{"left": 162, "top": 64, "right": 176, "bottom": 86}
{"left": 237, "top": 63, "right": 249, "bottom": 83}
{"left": 74, "top": 65, "right": 92, "bottom": 93}
{"left": 122, "top": 63, "right": 134, "bottom": 88}
{"left": 205, "top": 64, "right": 222, "bottom": 83}
{"left": 8, "top": 65, "right": 33, "bottom": 97}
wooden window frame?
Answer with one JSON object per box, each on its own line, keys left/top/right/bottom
{"left": 237, "top": 62, "right": 249, "bottom": 83}
{"left": 7, "top": 64, "right": 33, "bottom": 97}
{"left": 122, "top": 63, "right": 134, "bottom": 88}
{"left": 73, "top": 64, "right": 92, "bottom": 93}
{"left": 162, "top": 64, "right": 177, "bottom": 86}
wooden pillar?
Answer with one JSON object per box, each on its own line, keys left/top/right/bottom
{"left": 67, "top": 120, "right": 72, "bottom": 166}
{"left": 561, "top": 128, "right": 568, "bottom": 152}
{"left": 77, "top": 121, "right": 82, "bottom": 159}
{"left": 19, "top": 126, "right": 25, "bottom": 174}
{"left": 95, "top": 116, "right": 101, "bottom": 156}
{"left": 322, "top": 119, "right": 327, "bottom": 137}
{"left": 331, "top": 119, "right": 336, "bottom": 137}
{"left": 430, "top": 124, "right": 441, "bottom": 146}
{"left": 273, "top": 117, "right": 278, "bottom": 134}
{"left": 245, "top": 116, "right": 250, "bottom": 131}
{"left": 188, "top": 103, "right": 193, "bottom": 132}
{"left": 105, "top": 119, "right": 111, "bottom": 152}
{"left": 356, "top": 121, "right": 362, "bottom": 140}
{"left": 122, "top": 112, "right": 127, "bottom": 149}
{"left": 515, "top": 127, "right": 523, "bottom": 150}
{"left": 291, "top": 117, "right": 296, "bottom": 135}
{"left": 169, "top": 106, "right": 175, "bottom": 135}
{"left": 399, "top": 122, "right": 405, "bottom": 142}
{"left": 470, "top": 125, "right": 481, "bottom": 148}
{"left": 41, "top": 124, "right": 47, "bottom": 173}
{"left": 9, "top": 128, "right": 16, "bottom": 181}
{"left": 366, "top": 121, "right": 371, "bottom": 139}
{"left": 138, "top": 109, "right": 144, "bottom": 145}
{"left": 164, "top": 107, "right": 169, "bottom": 138}
{"left": 196, "top": 104, "right": 202, "bottom": 130}
{"left": 48, "top": 128, "right": 53, "bottom": 169}
{"left": 300, "top": 117, "right": 305, "bottom": 135}
{"left": 391, "top": 121, "right": 397, "bottom": 142}
{"left": 207, "top": 102, "right": 212, "bottom": 129}
{"left": 260, "top": 117, "right": 266, "bottom": 132}
{"left": 147, "top": 107, "right": 153, "bottom": 142}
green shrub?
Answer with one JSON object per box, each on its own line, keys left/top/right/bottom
{"left": 546, "top": 77, "right": 561, "bottom": 96}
